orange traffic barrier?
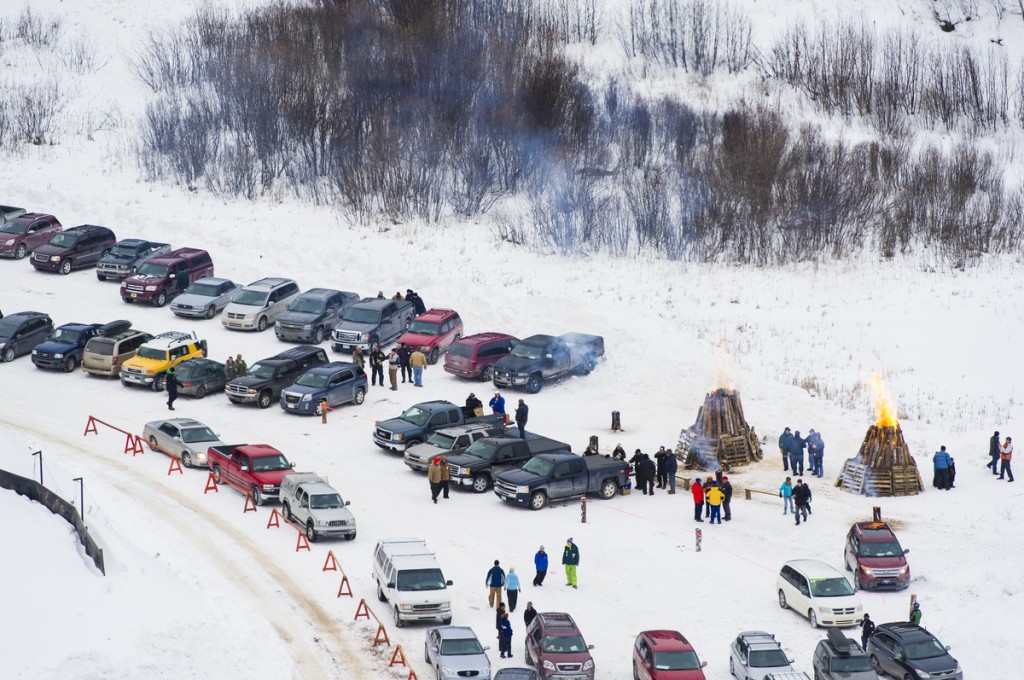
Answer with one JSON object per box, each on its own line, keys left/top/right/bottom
{"left": 203, "top": 472, "right": 219, "bottom": 494}
{"left": 389, "top": 645, "right": 408, "bottom": 667}
{"left": 337, "top": 575, "right": 352, "bottom": 598}
{"left": 374, "top": 623, "right": 390, "bottom": 646}
{"left": 295, "top": 531, "right": 310, "bottom": 552}
{"left": 323, "top": 550, "right": 339, "bottom": 572}
{"left": 167, "top": 455, "right": 183, "bottom": 476}
{"left": 243, "top": 493, "right": 257, "bottom": 514}
{"left": 267, "top": 508, "right": 281, "bottom": 528}
{"left": 354, "top": 598, "right": 371, "bottom": 621}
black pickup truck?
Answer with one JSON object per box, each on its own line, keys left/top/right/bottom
{"left": 373, "top": 400, "right": 505, "bottom": 453}
{"left": 492, "top": 333, "right": 605, "bottom": 393}
{"left": 225, "top": 346, "right": 328, "bottom": 408}
{"left": 493, "top": 452, "right": 629, "bottom": 510}
{"left": 447, "top": 433, "right": 571, "bottom": 493}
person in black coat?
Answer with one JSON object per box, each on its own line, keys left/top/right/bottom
{"left": 369, "top": 348, "right": 386, "bottom": 386}
{"left": 523, "top": 602, "right": 537, "bottom": 629}
{"left": 466, "top": 393, "right": 483, "bottom": 412}
{"left": 637, "top": 454, "right": 656, "bottom": 495}
{"left": 654, "top": 446, "right": 668, "bottom": 488}
{"left": 793, "top": 479, "right": 811, "bottom": 525}
{"left": 165, "top": 368, "right": 180, "bottom": 411}
{"left": 789, "top": 431, "right": 807, "bottom": 475}
{"left": 397, "top": 345, "right": 413, "bottom": 383}
{"left": 861, "top": 613, "right": 875, "bottom": 650}
{"left": 515, "top": 399, "right": 529, "bottom": 438}
{"left": 721, "top": 475, "right": 733, "bottom": 521}
{"left": 988, "top": 431, "right": 1001, "bottom": 475}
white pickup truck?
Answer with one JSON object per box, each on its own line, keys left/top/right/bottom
{"left": 280, "top": 472, "right": 357, "bottom": 542}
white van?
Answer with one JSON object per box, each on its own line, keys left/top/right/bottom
{"left": 373, "top": 538, "right": 453, "bottom": 628}
{"left": 776, "top": 559, "right": 863, "bottom": 628}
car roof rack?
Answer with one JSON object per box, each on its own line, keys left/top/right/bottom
{"left": 154, "top": 330, "right": 196, "bottom": 342}
{"left": 827, "top": 628, "right": 853, "bottom": 655}
{"left": 99, "top": 319, "right": 132, "bottom": 337}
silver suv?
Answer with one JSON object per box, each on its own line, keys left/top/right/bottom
{"left": 222, "top": 277, "right": 300, "bottom": 332}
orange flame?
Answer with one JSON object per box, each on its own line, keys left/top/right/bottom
{"left": 870, "top": 372, "right": 898, "bottom": 428}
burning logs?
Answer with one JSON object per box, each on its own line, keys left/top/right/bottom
{"left": 837, "top": 424, "right": 924, "bottom": 496}
{"left": 676, "top": 389, "right": 763, "bottom": 471}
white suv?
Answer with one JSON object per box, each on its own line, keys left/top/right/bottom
{"left": 776, "top": 560, "right": 863, "bottom": 628}
{"left": 222, "top": 277, "right": 300, "bottom": 332}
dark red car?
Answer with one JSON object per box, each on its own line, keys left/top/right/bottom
{"left": 843, "top": 521, "right": 911, "bottom": 591}
{"left": 443, "top": 332, "right": 518, "bottom": 381}
{"left": 0, "top": 213, "right": 62, "bottom": 260}
{"left": 396, "top": 308, "right": 463, "bottom": 364}
{"left": 633, "top": 630, "right": 707, "bottom": 680}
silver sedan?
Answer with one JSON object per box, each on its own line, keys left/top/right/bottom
{"left": 142, "top": 418, "right": 224, "bottom": 469}
{"left": 170, "top": 277, "right": 241, "bottom": 319}
{"left": 425, "top": 626, "right": 492, "bottom": 680}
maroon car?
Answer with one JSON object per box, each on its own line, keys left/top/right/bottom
{"left": 395, "top": 308, "right": 464, "bottom": 364}
{"left": 0, "top": 213, "right": 62, "bottom": 260}
{"left": 843, "top": 521, "right": 911, "bottom": 590}
{"left": 524, "top": 612, "right": 595, "bottom": 679}
{"left": 633, "top": 630, "right": 707, "bottom": 680}
{"left": 443, "top": 332, "right": 518, "bottom": 381}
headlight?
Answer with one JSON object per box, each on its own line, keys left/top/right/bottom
{"left": 899, "top": 565, "right": 908, "bottom": 574}
{"left": 301, "top": 394, "right": 312, "bottom": 402}
{"left": 440, "top": 667, "right": 454, "bottom": 676}
{"left": 915, "top": 670, "right": 932, "bottom": 679}
{"left": 542, "top": 660, "right": 555, "bottom": 670}
{"left": 32, "top": 349, "right": 38, "bottom": 355}
{"left": 399, "top": 604, "right": 414, "bottom": 611}
{"left": 394, "top": 434, "right": 404, "bottom": 441}
{"left": 583, "top": 659, "right": 594, "bottom": 670}
{"left": 50, "top": 255, "right": 61, "bottom": 261}
{"left": 356, "top": 332, "right": 365, "bottom": 341}
{"left": 303, "top": 324, "right": 314, "bottom": 330}
{"left": 120, "top": 282, "right": 127, "bottom": 289}
{"left": 818, "top": 606, "right": 829, "bottom": 613}
{"left": 517, "top": 485, "right": 531, "bottom": 493}
{"left": 3, "top": 239, "right": 13, "bottom": 245}
{"left": 145, "top": 285, "right": 157, "bottom": 292}
{"left": 247, "top": 389, "right": 257, "bottom": 395}
{"left": 419, "top": 345, "right": 430, "bottom": 352}
{"left": 859, "top": 565, "right": 874, "bottom": 575}
{"left": 54, "top": 353, "right": 65, "bottom": 359}
{"left": 262, "top": 484, "right": 274, "bottom": 491}
{"left": 463, "top": 467, "right": 471, "bottom": 475}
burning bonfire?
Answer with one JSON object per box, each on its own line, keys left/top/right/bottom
{"left": 676, "top": 388, "right": 763, "bottom": 471}
{"left": 836, "top": 374, "right": 924, "bottom": 496}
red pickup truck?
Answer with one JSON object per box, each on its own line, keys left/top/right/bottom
{"left": 207, "top": 444, "right": 295, "bottom": 505}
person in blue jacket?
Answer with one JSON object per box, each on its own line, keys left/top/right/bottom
{"left": 533, "top": 545, "right": 548, "bottom": 586}
{"left": 489, "top": 392, "right": 506, "bottom": 421}
{"left": 779, "top": 476, "right": 794, "bottom": 514}
{"left": 664, "top": 448, "right": 678, "bottom": 494}
{"left": 505, "top": 567, "right": 521, "bottom": 612}
{"left": 932, "top": 445, "right": 952, "bottom": 490}
{"left": 498, "top": 612, "right": 513, "bottom": 658}
{"left": 789, "top": 431, "right": 806, "bottom": 475}
{"left": 806, "top": 429, "right": 825, "bottom": 477}
{"left": 486, "top": 560, "right": 506, "bottom": 608}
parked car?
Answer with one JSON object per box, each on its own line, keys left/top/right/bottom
{"left": 222, "top": 277, "right": 300, "bottom": 332}
{"left": 82, "top": 321, "right": 152, "bottom": 377}
{"left": 330, "top": 296, "right": 416, "bottom": 352}
{"left": 632, "top": 630, "right": 707, "bottom": 680}
{"left": 32, "top": 322, "right": 103, "bottom": 372}
{"left": 31, "top": 224, "right": 116, "bottom": 274}
{"left": 142, "top": 418, "right": 224, "bottom": 469}
{"left": 170, "top": 277, "right": 241, "bottom": 319}
{"left": 444, "top": 332, "right": 519, "bottom": 381}
{"left": 424, "top": 626, "right": 491, "bottom": 680}
{"left": 396, "top": 308, "right": 464, "bottom": 364}
{"left": 0, "top": 311, "right": 53, "bottom": 363}
{"left": 812, "top": 629, "right": 878, "bottom": 680}
{"left": 279, "top": 361, "right": 367, "bottom": 414}
{"left": 280, "top": 472, "right": 356, "bottom": 542}
{"left": 403, "top": 423, "right": 508, "bottom": 472}
{"left": 728, "top": 631, "right": 794, "bottom": 680}
{"left": 207, "top": 443, "right": 295, "bottom": 505}
{"left": 493, "top": 452, "right": 629, "bottom": 510}
{"left": 225, "top": 345, "right": 328, "bottom": 408}
{"left": 843, "top": 521, "right": 911, "bottom": 591}
{"left": 776, "top": 560, "right": 862, "bottom": 628}
{"left": 373, "top": 400, "right": 505, "bottom": 453}
{"left": 0, "top": 212, "right": 61, "bottom": 260}
{"left": 275, "top": 288, "right": 360, "bottom": 344}
{"left": 96, "top": 239, "right": 171, "bottom": 281}
{"left": 120, "top": 331, "right": 208, "bottom": 390}
{"left": 447, "top": 433, "right": 571, "bottom": 493}
{"left": 373, "top": 538, "right": 453, "bottom": 627}
{"left": 120, "top": 247, "right": 215, "bottom": 307}
{"left": 173, "top": 358, "right": 229, "bottom": 398}
{"left": 492, "top": 333, "right": 605, "bottom": 393}
{"left": 494, "top": 670, "right": 538, "bottom": 680}
{"left": 523, "top": 612, "right": 595, "bottom": 680}
{"left": 866, "top": 623, "right": 962, "bottom": 680}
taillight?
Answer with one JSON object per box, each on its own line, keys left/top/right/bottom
{"left": 182, "top": 382, "right": 193, "bottom": 387}
{"left": 112, "top": 356, "right": 119, "bottom": 365}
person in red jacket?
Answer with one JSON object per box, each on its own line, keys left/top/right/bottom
{"left": 691, "top": 477, "right": 705, "bottom": 522}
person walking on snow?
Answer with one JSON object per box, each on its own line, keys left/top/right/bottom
{"left": 165, "top": 368, "right": 180, "bottom": 410}
{"left": 498, "top": 612, "right": 513, "bottom": 658}
{"left": 515, "top": 399, "right": 529, "bottom": 438}
{"left": 793, "top": 478, "right": 812, "bottom": 525}
{"left": 562, "top": 538, "right": 579, "bottom": 588}
{"left": 427, "top": 457, "right": 444, "bottom": 503}
{"left": 988, "top": 431, "right": 1001, "bottom": 475}
{"left": 505, "top": 567, "right": 521, "bottom": 612}
{"left": 932, "top": 445, "right": 952, "bottom": 490}
{"left": 486, "top": 560, "right": 506, "bottom": 608}
{"left": 691, "top": 478, "right": 705, "bottom": 522}
{"left": 439, "top": 454, "right": 451, "bottom": 499}
{"left": 705, "top": 481, "right": 725, "bottom": 524}
{"left": 909, "top": 601, "right": 922, "bottom": 625}
{"left": 999, "top": 436, "right": 1014, "bottom": 482}
{"left": 664, "top": 448, "right": 678, "bottom": 494}
{"left": 533, "top": 546, "right": 548, "bottom": 586}
{"left": 778, "top": 427, "right": 794, "bottom": 471}
{"left": 861, "top": 613, "right": 875, "bottom": 650}
{"left": 779, "top": 477, "right": 794, "bottom": 515}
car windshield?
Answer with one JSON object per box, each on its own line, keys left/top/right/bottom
{"left": 175, "top": 364, "right": 202, "bottom": 379}
{"left": 233, "top": 290, "right": 270, "bottom": 306}
{"left": 653, "top": 650, "right": 701, "bottom": 670}
{"left": 86, "top": 338, "right": 116, "bottom": 354}
{"left": 831, "top": 655, "right": 873, "bottom": 672}
{"left": 407, "top": 320, "right": 441, "bottom": 335}
{"left": 185, "top": 282, "right": 223, "bottom": 297}
{"left": 137, "top": 347, "right": 168, "bottom": 360}
{"left": 510, "top": 344, "right": 543, "bottom": 360}
{"left": 809, "top": 577, "right": 855, "bottom": 597}
{"left": 48, "top": 233, "right": 78, "bottom": 247}
{"left": 749, "top": 649, "right": 789, "bottom": 667}
{"left": 248, "top": 362, "right": 276, "bottom": 379}
{"left": 252, "top": 454, "right": 291, "bottom": 472}
{"left": 110, "top": 244, "right": 141, "bottom": 257}
{"left": 310, "top": 493, "right": 345, "bottom": 509}
{"left": 541, "top": 635, "right": 587, "bottom": 654}
{"left": 0, "top": 222, "right": 28, "bottom": 234}
{"left": 521, "top": 457, "right": 553, "bottom": 476}
{"left": 0, "top": 319, "right": 22, "bottom": 338}
{"left": 427, "top": 432, "right": 457, "bottom": 449}
{"left": 904, "top": 639, "right": 949, "bottom": 661}
{"left": 289, "top": 297, "right": 326, "bottom": 314}
{"left": 137, "top": 262, "right": 169, "bottom": 277}
{"left": 859, "top": 540, "right": 904, "bottom": 557}
{"left": 440, "top": 638, "right": 484, "bottom": 656}
{"left": 395, "top": 568, "right": 446, "bottom": 591}
{"left": 181, "top": 427, "right": 218, "bottom": 444}
{"left": 341, "top": 307, "right": 380, "bottom": 324}
{"left": 295, "top": 372, "right": 330, "bottom": 388}
{"left": 401, "top": 406, "right": 430, "bottom": 426}
{"left": 465, "top": 441, "right": 497, "bottom": 461}
{"left": 49, "top": 328, "right": 82, "bottom": 344}
{"left": 447, "top": 343, "right": 472, "bottom": 358}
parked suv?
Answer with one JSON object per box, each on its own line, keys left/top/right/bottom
{"left": 396, "top": 308, "right": 464, "bottom": 364}
{"left": 843, "top": 521, "right": 910, "bottom": 591}
{"left": 32, "top": 322, "right": 103, "bottom": 372}
{"left": 280, "top": 361, "right": 367, "bottom": 414}
{"left": 31, "top": 224, "right": 116, "bottom": 274}
{"left": 225, "top": 345, "right": 328, "bottom": 408}
{"left": 82, "top": 321, "right": 153, "bottom": 377}
{"left": 120, "top": 331, "right": 208, "bottom": 390}
{"left": 776, "top": 560, "right": 862, "bottom": 628}
{"left": 170, "top": 277, "right": 240, "bottom": 319}
{"left": 728, "top": 631, "right": 794, "bottom": 680}
{"left": 524, "top": 612, "right": 595, "bottom": 680}
{"left": 0, "top": 212, "right": 61, "bottom": 260}
{"left": 96, "top": 239, "right": 170, "bottom": 281}
{"left": 632, "top": 630, "right": 707, "bottom": 680}
{"left": 867, "top": 624, "right": 962, "bottom": 680}
{"left": 275, "top": 288, "right": 359, "bottom": 344}
{"left": 223, "top": 277, "right": 300, "bottom": 332}
{"left": 120, "top": 247, "right": 215, "bottom": 307}
{"left": 172, "top": 357, "right": 229, "bottom": 398}
{"left": 812, "top": 629, "right": 878, "bottom": 680}
{"left": 444, "top": 332, "right": 518, "bottom": 381}
{"left": 0, "top": 312, "right": 53, "bottom": 363}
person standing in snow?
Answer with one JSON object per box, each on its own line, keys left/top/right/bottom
{"left": 654, "top": 446, "right": 668, "bottom": 488}
{"left": 505, "top": 567, "right": 521, "bottom": 612}
{"left": 703, "top": 477, "right": 713, "bottom": 518}
{"left": 369, "top": 347, "right": 385, "bottom": 387}
{"left": 793, "top": 478, "right": 811, "bottom": 525}
{"left": 439, "top": 454, "right": 451, "bottom": 499}
{"left": 495, "top": 602, "right": 507, "bottom": 631}
{"left": 515, "top": 399, "right": 529, "bottom": 438}
{"left": 705, "top": 481, "right": 724, "bottom": 524}
{"left": 428, "top": 457, "right": 444, "bottom": 503}
{"left": 612, "top": 444, "right": 626, "bottom": 460}
{"left": 779, "top": 476, "right": 794, "bottom": 515}
{"left": 999, "top": 436, "right": 1014, "bottom": 481}
{"left": 489, "top": 392, "right": 506, "bottom": 421}
{"left": 664, "top": 449, "right": 678, "bottom": 494}
{"left": 486, "top": 560, "right": 506, "bottom": 608}
{"left": 387, "top": 348, "right": 400, "bottom": 391}
{"left": 533, "top": 546, "right": 548, "bottom": 586}
{"left": 225, "top": 356, "right": 236, "bottom": 380}
{"left": 790, "top": 430, "right": 807, "bottom": 475}
{"left": 562, "top": 538, "right": 579, "bottom": 588}
{"left": 523, "top": 601, "right": 537, "bottom": 628}
{"left": 909, "top": 601, "right": 922, "bottom": 625}
{"left": 987, "top": 431, "right": 1001, "bottom": 475}
{"left": 861, "top": 613, "right": 875, "bottom": 650}
{"left": 234, "top": 353, "right": 247, "bottom": 376}
{"left": 397, "top": 344, "right": 412, "bottom": 383}
{"left": 352, "top": 346, "right": 365, "bottom": 372}
{"left": 778, "top": 427, "right": 794, "bottom": 471}
{"left": 721, "top": 475, "right": 733, "bottom": 520}
{"left": 637, "top": 454, "right": 656, "bottom": 495}
{"left": 466, "top": 392, "right": 483, "bottom": 414}
{"left": 409, "top": 349, "right": 427, "bottom": 387}
{"left": 691, "top": 477, "right": 705, "bottom": 522}
{"left": 498, "top": 612, "right": 513, "bottom": 658}
{"left": 932, "top": 446, "right": 952, "bottom": 490}
{"left": 806, "top": 429, "right": 825, "bottom": 477}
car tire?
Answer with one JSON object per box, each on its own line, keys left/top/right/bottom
{"left": 729, "top": 656, "right": 735, "bottom": 677}
{"left": 472, "top": 475, "right": 489, "bottom": 493}
{"left": 59, "top": 259, "right": 72, "bottom": 275}
{"left": 205, "top": 305, "right": 216, "bottom": 320}
{"left": 97, "top": 274, "right": 106, "bottom": 281}
{"left": 212, "top": 465, "right": 221, "bottom": 482}
{"left": 2, "top": 347, "right": 14, "bottom": 363}
{"left": 14, "top": 244, "right": 27, "bottom": 259}
{"left": 155, "top": 291, "right": 167, "bottom": 307}
{"left": 870, "top": 655, "right": 882, "bottom": 674}
{"left": 529, "top": 491, "right": 547, "bottom": 510}
{"left": 315, "top": 401, "right": 326, "bottom": 416}
{"left": 181, "top": 451, "right": 192, "bottom": 468}
{"left": 353, "top": 387, "right": 366, "bottom": 405}
{"left": 525, "top": 374, "right": 543, "bottom": 394}
{"left": 394, "top": 607, "right": 404, "bottom": 628}
{"left": 778, "top": 589, "right": 788, "bottom": 609}
{"left": 599, "top": 478, "right": 618, "bottom": 499}
{"left": 257, "top": 390, "right": 273, "bottom": 409}
{"left": 257, "top": 316, "right": 268, "bottom": 332}
{"left": 153, "top": 374, "right": 166, "bottom": 391}
{"left": 633, "top": 663, "right": 640, "bottom": 680}
{"left": 314, "top": 326, "right": 325, "bottom": 344}
{"left": 429, "top": 347, "right": 439, "bottom": 364}
{"left": 481, "top": 365, "right": 494, "bottom": 382}
{"left": 579, "top": 354, "right": 595, "bottom": 375}
{"left": 424, "top": 645, "right": 430, "bottom": 664}
{"left": 441, "top": 616, "right": 451, "bottom": 625}
{"left": 377, "top": 582, "right": 387, "bottom": 603}
{"left": 809, "top": 610, "right": 819, "bottom": 628}
{"left": 148, "top": 436, "right": 159, "bottom": 452}
{"left": 306, "top": 522, "right": 317, "bottom": 543}
{"left": 63, "top": 356, "right": 77, "bottom": 373}
{"left": 283, "top": 502, "right": 292, "bottom": 522}
{"left": 346, "top": 532, "right": 356, "bottom": 541}
{"left": 251, "top": 485, "right": 262, "bottom": 506}
{"left": 194, "top": 384, "right": 207, "bottom": 399}
{"left": 854, "top": 572, "right": 863, "bottom": 591}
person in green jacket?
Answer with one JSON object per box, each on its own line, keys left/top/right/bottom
{"left": 562, "top": 538, "right": 579, "bottom": 588}
{"left": 909, "top": 601, "right": 922, "bottom": 625}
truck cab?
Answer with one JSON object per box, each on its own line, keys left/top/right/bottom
{"left": 208, "top": 443, "right": 295, "bottom": 505}
{"left": 447, "top": 434, "right": 572, "bottom": 493}
{"left": 403, "top": 422, "right": 507, "bottom": 471}
{"left": 275, "top": 288, "right": 359, "bottom": 344}
{"left": 31, "top": 322, "right": 103, "bottom": 372}
{"left": 373, "top": 400, "right": 505, "bottom": 453}
{"left": 373, "top": 538, "right": 453, "bottom": 628}
{"left": 226, "top": 345, "right": 329, "bottom": 408}
{"left": 280, "top": 472, "right": 356, "bottom": 542}
{"left": 96, "top": 239, "right": 171, "bottom": 281}
{"left": 330, "top": 297, "right": 416, "bottom": 353}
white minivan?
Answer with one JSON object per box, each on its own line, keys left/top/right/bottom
{"left": 373, "top": 538, "right": 453, "bottom": 628}
{"left": 776, "top": 559, "right": 863, "bottom": 628}
{"left": 222, "top": 277, "right": 300, "bottom": 332}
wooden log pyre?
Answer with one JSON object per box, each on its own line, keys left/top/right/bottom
{"left": 836, "top": 424, "right": 924, "bottom": 496}
{"left": 675, "top": 388, "right": 763, "bottom": 471}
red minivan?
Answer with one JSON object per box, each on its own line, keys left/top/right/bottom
{"left": 443, "top": 332, "right": 518, "bottom": 381}
{"left": 633, "top": 630, "right": 708, "bottom": 680}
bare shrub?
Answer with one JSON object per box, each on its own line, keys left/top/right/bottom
{"left": 12, "top": 81, "right": 65, "bottom": 145}
{"left": 57, "top": 36, "right": 106, "bottom": 74}
{"left": 15, "top": 6, "right": 62, "bottom": 49}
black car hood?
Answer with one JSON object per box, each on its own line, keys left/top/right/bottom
{"left": 229, "top": 375, "right": 273, "bottom": 389}
{"left": 279, "top": 311, "right": 325, "bottom": 325}
{"left": 494, "top": 356, "right": 540, "bottom": 372}
{"left": 909, "top": 653, "right": 958, "bottom": 675}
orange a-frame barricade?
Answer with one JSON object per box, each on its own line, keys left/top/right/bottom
{"left": 204, "top": 472, "right": 219, "bottom": 493}
{"left": 337, "top": 574, "right": 353, "bottom": 598}
{"left": 83, "top": 416, "right": 145, "bottom": 456}
{"left": 322, "top": 550, "right": 339, "bottom": 572}
{"left": 267, "top": 508, "right": 281, "bottom": 528}
{"left": 389, "top": 645, "right": 408, "bottom": 667}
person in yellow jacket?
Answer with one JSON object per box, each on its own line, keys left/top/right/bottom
{"left": 705, "top": 481, "right": 725, "bottom": 524}
{"left": 410, "top": 349, "right": 428, "bottom": 387}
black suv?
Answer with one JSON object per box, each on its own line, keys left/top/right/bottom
{"left": 813, "top": 629, "right": 878, "bottom": 680}
{"left": 0, "top": 312, "right": 54, "bottom": 363}
{"left": 31, "top": 224, "right": 117, "bottom": 274}
{"left": 867, "top": 623, "right": 962, "bottom": 680}
{"left": 274, "top": 288, "right": 359, "bottom": 344}
{"left": 225, "top": 346, "right": 329, "bottom": 408}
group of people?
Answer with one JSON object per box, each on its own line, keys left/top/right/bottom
{"left": 468, "top": 391, "right": 529, "bottom": 435}
{"left": 377, "top": 288, "right": 426, "bottom": 315}
{"left": 625, "top": 445, "right": 678, "bottom": 494}
{"left": 362, "top": 345, "right": 428, "bottom": 389}
{"left": 931, "top": 446, "right": 956, "bottom": 490}
{"left": 778, "top": 427, "right": 826, "bottom": 477}
{"left": 690, "top": 472, "right": 733, "bottom": 523}
{"left": 426, "top": 455, "right": 451, "bottom": 503}
{"left": 987, "top": 431, "right": 1014, "bottom": 482}
{"left": 779, "top": 476, "right": 813, "bottom": 524}
{"left": 224, "top": 353, "right": 248, "bottom": 380}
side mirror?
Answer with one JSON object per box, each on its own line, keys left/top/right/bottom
{"left": 545, "top": 353, "right": 553, "bottom": 360}
{"left": 945, "top": 645, "right": 951, "bottom": 652}
{"left": 700, "top": 661, "right": 708, "bottom": 668}
{"left": 344, "top": 500, "right": 351, "bottom": 506}
{"left": 482, "top": 646, "right": 490, "bottom": 652}
{"left": 240, "top": 465, "right": 249, "bottom": 472}
{"left": 903, "top": 549, "right": 910, "bottom": 554}
{"left": 587, "top": 644, "right": 595, "bottom": 650}
{"left": 290, "top": 462, "right": 296, "bottom": 468}
{"left": 169, "top": 273, "right": 176, "bottom": 279}
{"left": 445, "top": 579, "right": 454, "bottom": 586}
{"left": 386, "top": 582, "right": 396, "bottom": 589}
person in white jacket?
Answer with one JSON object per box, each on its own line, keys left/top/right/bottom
{"left": 998, "top": 437, "right": 1014, "bottom": 482}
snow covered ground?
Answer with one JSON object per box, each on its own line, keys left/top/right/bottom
{"left": 2, "top": 0, "right": 1024, "bottom": 678}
